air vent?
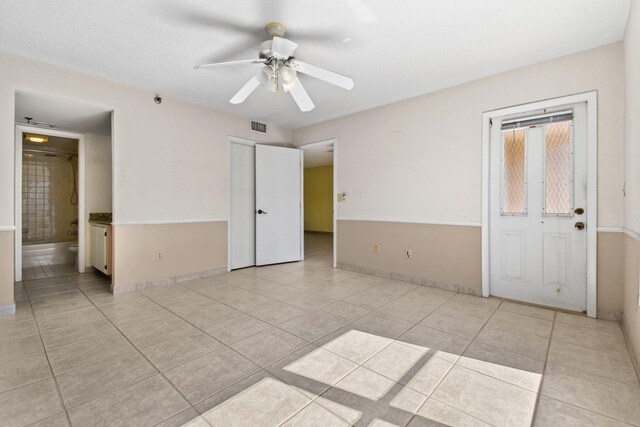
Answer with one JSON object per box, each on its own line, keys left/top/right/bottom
{"left": 251, "top": 121, "right": 267, "bottom": 133}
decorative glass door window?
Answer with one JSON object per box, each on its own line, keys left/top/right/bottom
{"left": 501, "top": 128, "right": 527, "bottom": 215}
{"left": 544, "top": 121, "right": 573, "bottom": 215}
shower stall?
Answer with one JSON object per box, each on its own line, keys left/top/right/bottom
{"left": 20, "top": 141, "right": 80, "bottom": 279}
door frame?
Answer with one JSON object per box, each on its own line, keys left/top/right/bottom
{"left": 14, "top": 125, "right": 86, "bottom": 281}
{"left": 481, "top": 91, "right": 598, "bottom": 317}
{"left": 298, "top": 139, "right": 338, "bottom": 268}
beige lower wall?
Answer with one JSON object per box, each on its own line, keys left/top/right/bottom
{"left": 0, "top": 230, "right": 14, "bottom": 308}
{"left": 112, "top": 221, "right": 227, "bottom": 293}
{"left": 337, "top": 221, "right": 625, "bottom": 315}
{"left": 597, "top": 232, "right": 625, "bottom": 319}
{"left": 622, "top": 233, "right": 640, "bottom": 373}
{"left": 337, "top": 220, "right": 482, "bottom": 294}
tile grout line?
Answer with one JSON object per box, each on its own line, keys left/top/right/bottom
{"left": 530, "top": 310, "right": 557, "bottom": 424}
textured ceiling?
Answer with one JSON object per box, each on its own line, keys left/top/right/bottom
{"left": 0, "top": 0, "right": 630, "bottom": 129}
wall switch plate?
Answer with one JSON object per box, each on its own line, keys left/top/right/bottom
{"left": 156, "top": 251, "right": 164, "bottom": 261}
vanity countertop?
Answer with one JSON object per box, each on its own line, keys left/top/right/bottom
{"left": 89, "top": 212, "right": 112, "bottom": 224}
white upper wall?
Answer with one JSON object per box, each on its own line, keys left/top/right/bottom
{"left": 625, "top": 0, "right": 640, "bottom": 234}
{"left": 0, "top": 51, "right": 291, "bottom": 226}
{"left": 292, "top": 43, "right": 625, "bottom": 227}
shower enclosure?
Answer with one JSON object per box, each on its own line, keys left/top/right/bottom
{"left": 20, "top": 142, "right": 80, "bottom": 279}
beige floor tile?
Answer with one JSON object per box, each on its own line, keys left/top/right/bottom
{"left": 40, "top": 318, "right": 116, "bottom": 349}
{"left": 56, "top": 351, "right": 156, "bottom": 408}
{"left": 548, "top": 340, "right": 639, "bottom": 384}
{"left": 405, "top": 356, "right": 454, "bottom": 397}
{"left": 202, "top": 377, "right": 311, "bottom": 426}
{"left": 552, "top": 322, "right": 630, "bottom": 356}
{"left": 420, "top": 303, "right": 493, "bottom": 339}
{"left": 389, "top": 386, "right": 429, "bottom": 414}
{"left": 284, "top": 347, "right": 358, "bottom": 386}
{"left": 249, "top": 301, "right": 307, "bottom": 325}
{"left": 498, "top": 301, "right": 556, "bottom": 320}
{"left": 117, "top": 315, "right": 201, "bottom": 348}
{"left": 36, "top": 306, "right": 105, "bottom": 332}
{"left": 47, "top": 332, "right": 133, "bottom": 374}
{"left": 164, "top": 347, "right": 260, "bottom": 404}
{"left": 282, "top": 402, "right": 350, "bottom": 426}
{"left": 431, "top": 365, "right": 537, "bottom": 426}
{"left": 462, "top": 341, "right": 545, "bottom": 375}
{"left": 399, "top": 325, "right": 471, "bottom": 356}
{"left": 319, "top": 300, "right": 371, "bottom": 323}
{"left": 450, "top": 293, "right": 500, "bottom": 309}
{"left": 0, "top": 334, "right": 43, "bottom": 363}
{"left": 285, "top": 293, "right": 336, "bottom": 311}
{"left": 31, "top": 298, "right": 93, "bottom": 318}
{"left": 108, "top": 305, "right": 175, "bottom": 329}
{"left": 230, "top": 327, "right": 308, "bottom": 367}
{"left": 29, "top": 290, "right": 86, "bottom": 307}
{"left": 486, "top": 309, "right": 553, "bottom": 338}
{"left": 323, "top": 330, "right": 393, "bottom": 364}
{"left": 0, "top": 378, "right": 63, "bottom": 426}
{"left": 154, "top": 408, "right": 204, "bottom": 427}
{"left": 174, "top": 301, "right": 242, "bottom": 329}
{"left": 0, "top": 319, "right": 39, "bottom": 341}
{"left": 67, "top": 375, "right": 189, "bottom": 426}
{"left": 416, "top": 398, "right": 491, "bottom": 427}
{"left": 202, "top": 314, "right": 270, "bottom": 344}
{"left": 27, "top": 412, "right": 70, "bottom": 427}
{"left": 541, "top": 363, "right": 640, "bottom": 425}
{"left": 349, "top": 312, "right": 415, "bottom": 340}
{"left": 0, "top": 352, "right": 51, "bottom": 393}
{"left": 280, "top": 310, "right": 349, "bottom": 342}
{"left": 368, "top": 419, "right": 402, "bottom": 427}
{"left": 457, "top": 356, "right": 542, "bottom": 392}
{"left": 364, "top": 341, "right": 428, "bottom": 382}
{"left": 555, "top": 312, "right": 623, "bottom": 336}
{"left": 140, "top": 332, "right": 223, "bottom": 371}
{"left": 27, "top": 284, "right": 80, "bottom": 298}
{"left": 533, "top": 396, "right": 633, "bottom": 426}
{"left": 211, "top": 288, "right": 277, "bottom": 312}
{"left": 475, "top": 325, "right": 549, "bottom": 360}
{"left": 335, "top": 366, "right": 396, "bottom": 401}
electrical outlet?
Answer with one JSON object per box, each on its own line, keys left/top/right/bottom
{"left": 405, "top": 249, "right": 412, "bottom": 258}
{"left": 373, "top": 244, "right": 380, "bottom": 253}
{"left": 156, "top": 250, "right": 164, "bottom": 261}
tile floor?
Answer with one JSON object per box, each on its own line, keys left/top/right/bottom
{"left": 1, "top": 233, "right": 639, "bottom": 426}
{"left": 22, "top": 262, "right": 77, "bottom": 281}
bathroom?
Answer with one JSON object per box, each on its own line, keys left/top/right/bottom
{"left": 21, "top": 134, "right": 80, "bottom": 279}
{"left": 15, "top": 91, "right": 113, "bottom": 282}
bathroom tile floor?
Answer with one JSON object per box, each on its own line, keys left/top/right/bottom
{"left": 2, "top": 233, "right": 639, "bottom": 426}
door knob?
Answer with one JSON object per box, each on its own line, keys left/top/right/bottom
{"left": 575, "top": 207, "right": 584, "bottom": 215}
{"left": 575, "top": 222, "right": 585, "bottom": 230}
{"left": 257, "top": 209, "right": 267, "bottom": 215}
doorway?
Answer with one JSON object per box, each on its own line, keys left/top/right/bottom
{"left": 228, "top": 138, "right": 303, "bottom": 270}
{"left": 482, "top": 92, "right": 597, "bottom": 316}
{"left": 299, "top": 139, "right": 337, "bottom": 268}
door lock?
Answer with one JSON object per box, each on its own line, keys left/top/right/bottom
{"left": 575, "top": 207, "right": 584, "bottom": 215}
{"left": 575, "top": 222, "right": 585, "bottom": 230}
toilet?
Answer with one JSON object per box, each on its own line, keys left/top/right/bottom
{"left": 68, "top": 243, "right": 79, "bottom": 268}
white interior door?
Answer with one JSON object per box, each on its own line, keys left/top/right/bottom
{"left": 489, "top": 103, "right": 588, "bottom": 312}
{"left": 255, "top": 144, "right": 302, "bottom": 266}
{"left": 230, "top": 142, "right": 256, "bottom": 269}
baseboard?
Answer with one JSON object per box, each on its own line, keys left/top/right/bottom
{"left": 304, "top": 230, "right": 333, "bottom": 235}
{"left": 111, "top": 266, "right": 228, "bottom": 294}
{"left": 336, "top": 262, "right": 482, "bottom": 296}
{"left": 622, "top": 312, "right": 640, "bottom": 382}
{"left": 0, "top": 303, "right": 16, "bottom": 316}
{"left": 597, "top": 309, "right": 622, "bottom": 322}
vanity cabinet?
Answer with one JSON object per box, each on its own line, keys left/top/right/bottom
{"left": 90, "top": 223, "right": 112, "bottom": 275}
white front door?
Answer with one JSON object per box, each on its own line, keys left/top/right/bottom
{"left": 255, "top": 144, "right": 303, "bottom": 266}
{"left": 489, "top": 103, "right": 588, "bottom": 312}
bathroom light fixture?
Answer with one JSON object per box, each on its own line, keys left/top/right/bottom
{"left": 25, "top": 134, "right": 48, "bottom": 143}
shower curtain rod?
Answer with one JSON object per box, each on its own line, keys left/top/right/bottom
{"left": 23, "top": 148, "right": 77, "bottom": 157}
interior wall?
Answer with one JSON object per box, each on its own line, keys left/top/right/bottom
{"left": 623, "top": 0, "right": 640, "bottom": 370}
{"left": 84, "top": 133, "right": 112, "bottom": 268}
{"left": 293, "top": 42, "right": 625, "bottom": 313}
{"left": 304, "top": 165, "right": 333, "bottom": 232}
{"left": 0, "top": 51, "right": 291, "bottom": 301}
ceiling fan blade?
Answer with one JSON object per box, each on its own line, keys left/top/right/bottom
{"left": 195, "top": 58, "right": 266, "bottom": 69}
{"left": 288, "top": 59, "right": 354, "bottom": 90}
{"left": 230, "top": 76, "right": 260, "bottom": 104}
{"left": 271, "top": 37, "right": 298, "bottom": 59}
{"left": 289, "top": 79, "right": 315, "bottom": 112}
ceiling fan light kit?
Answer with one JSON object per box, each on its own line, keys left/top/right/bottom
{"left": 195, "top": 23, "right": 354, "bottom": 112}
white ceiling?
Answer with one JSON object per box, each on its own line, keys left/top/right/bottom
{"left": 15, "top": 92, "right": 112, "bottom": 135}
{"left": 0, "top": 0, "right": 630, "bottom": 129}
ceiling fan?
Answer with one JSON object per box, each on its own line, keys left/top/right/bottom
{"left": 194, "top": 22, "right": 354, "bottom": 112}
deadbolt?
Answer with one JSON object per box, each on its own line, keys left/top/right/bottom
{"left": 575, "top": 222, "right": 585, "bottom": 230}
{"left": 575, "top": 207, "right": 584, "bottom": 215}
